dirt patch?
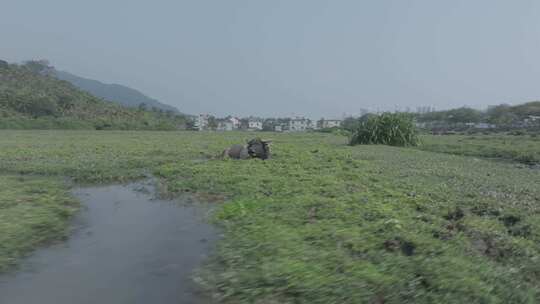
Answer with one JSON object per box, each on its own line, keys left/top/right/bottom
{"left": 383, "top": 238, "right": 416, "bottom": 256}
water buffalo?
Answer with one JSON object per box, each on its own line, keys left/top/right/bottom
{"left": 222, "top": 138, "right": 271, "bottom": 160}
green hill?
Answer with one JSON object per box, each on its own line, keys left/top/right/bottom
{"left": 0, "top": 60, "right": 187, "bottom": 130}
{"left": 53, "top": 70, "right": 180, "bottom": 113}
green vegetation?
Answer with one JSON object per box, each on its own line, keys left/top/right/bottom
{"left": 0, "top": 130, "right": 217, "bottom": 182}
{"left": 157, "top": 133, "right": 540, "bottom": 303}
{"left": 0, "top": 61, "right": 187, "bottom": 130}
{"left": 486, "top": 102, "right": 540, "bottom": 125}
{"left": 0, "top": 130, "right": 219, "bottom": 271}
{"left": 417, "top": 107, "right": 484, "bottom": 124}
{"left": 0, "top": 175, "right": 78, "bottom": 272}
{"left": 414, "top": 101, "right": 540, "bottom": 130}
{"left": 349, "top": 112, "right": 418, "bottom": 146}
{"left": 419, "top": 134, "right": 540, "bottom": 164}
{"left": 1, "top": 130, "right": 540, "bottom": 303}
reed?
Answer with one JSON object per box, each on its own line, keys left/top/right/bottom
{"left": 349, "top": 112, "right": 419, "bottom": 146}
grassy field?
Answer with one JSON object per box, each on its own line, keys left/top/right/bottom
{"left": 0, "top": 175, "right": 78, "bottom": 272}
{"left": 1, "top": 130, "right": 540, "bottom": 303}
{"left": 419, "top": 134, "right": 540, "bottom": 165}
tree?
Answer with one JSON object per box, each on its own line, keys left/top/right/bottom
{"left": 240, "top": 118, "right": 249, "bottom": 130}
{"left": 487, "top": 104, "right": 517, "bottom": 125}
{"left": 185, "top": 118, "right": 196, "bottom": 130}
{"left": 341, "top": 116, "right": 361, "bottom": 131}
{"left": 317, "top": 118, "right": 324, "bottom": 129}
{"left": 416, "top": 111, "right": 447, "bottom": 123}
{"left": 416, "top": 107, "right": 483, "bottom": 124}
{"left": 512, "top": 101, "right": 540, "bottom": 118}
{"left": 57, "top": 95, "right": 75, "bottom": 111}
{"left": 208, "top": 115, "right": 218, "bottom": 130}
{"left": 138, "top": 103, "right": 147, "bottom": 111}
{"left": 262, "top": 118, "right": 276, "bottom": 131}
{"left": 19, "top": 95, "right": 58, "bottom": 117}
{"left": 23, "top": 59, "right": 51, "bottom": 74}
{"left": 446, "top": 107, "right": 483, "bottom": 123}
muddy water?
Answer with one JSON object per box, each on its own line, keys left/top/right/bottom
{"left": 0, "top": 181, "right": 218, "bottom": 304}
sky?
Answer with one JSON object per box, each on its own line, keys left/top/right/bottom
{"left": 2, "top": 0, "right": 540, "bottom": 118}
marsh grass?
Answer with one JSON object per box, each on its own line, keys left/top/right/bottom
{"left": 419, "top": 134, "right": 540, "bottom": 165}
{"left": 0, "top": 175, "right": 78, "bottom": 272}
{"left": 156, "top": 134, "right": 540, "bottom": 303}
{"left": 349, "top": 113, "right": 418, "bottom": 147}
{"left": 1, "top": 130, "right": 540, "bottom": 303}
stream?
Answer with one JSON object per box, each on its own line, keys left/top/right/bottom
{"left": 0, "top": 180, "right": 218, "bottom": 304}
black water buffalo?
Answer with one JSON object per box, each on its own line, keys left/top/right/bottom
{"left": 222, "top": 138, "right": 271, "bottom": 160}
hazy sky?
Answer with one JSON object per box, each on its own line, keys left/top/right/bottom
{"left": 2, "top": 0, "right": 540, "bottom": 118}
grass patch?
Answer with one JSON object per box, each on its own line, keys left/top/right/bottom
{"left": 0, "top": 175, "right": 78, "bottom": 272}
{"left": 1, "top": 130, "right": 540, "bottom": 302}
{"left": 156, "top": 135, "right": 540, "bottom": 303}
{"left": 349, "top": 113, "right": 418, "bottom": 146}
{"left": 418, "top": 134, "right": 540, "bottom": 165}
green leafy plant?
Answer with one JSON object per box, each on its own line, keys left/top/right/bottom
{"left": 349, "top": 112, "right": 419, "bottom": 146}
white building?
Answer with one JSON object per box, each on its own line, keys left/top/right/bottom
{"left": 415, "top": 122, "right": 427, "bottom": 129}
{"left": 525, "top": 115, "right": 540, "bottom": 125}
{"left": 289, "top": 117, "right": 309, "bottom": 132}
{"left": 217, "top": 120, "right": 234, "bottom": 131}
{"left": 248, "top": 119, "right": 263, "bottom": 130}
{"left": 474, "top": 123, "right": 495, "bottom": 129}
{"left": 229, "top": 117, "right": 241, "bottom": 129}
{"left": 196, "top": 114, "right": 209, "bottom": 131}
{"left": 465, "top": 122, "right": 495, "bottom": 129}
{"left": 322, "top": 119, "right": 342, "bottom": 128}
{"left": 274, "top": 125, "right": 283, "bottom": 132}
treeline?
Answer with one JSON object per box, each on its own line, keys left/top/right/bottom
{"left": 415, "top": 102, "right": 540, "bottom": 125}
{"left": 340, "top": 102, "right": 540, "bottom": 133}
{"left": 0, "top": 60, "right": 188, "bottom": 130}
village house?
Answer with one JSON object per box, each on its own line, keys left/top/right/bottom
{"left": 229, "top": 117, "right": 241, "bottom": 129}
{"left": 322, "top": 119, "right": 342, "bottom": 129}
{"left": 217, "top": 120, "right": 234, "bottom": 131}
{"left": 464, "top": 122, "right": 495, "bottom": 129}
{"left": 415, "top": 122, "right": 427, "bottom": 129}
{"left": 248, "top": 119, "right": 263, "bottom": 130}
{"left": 289, "top": 117, "right": 310, "bottom": 132}
{"left": 474, "top": 122, "right": 496, "bottom": 129}
{"left": 195, "top": 114, "right": 209, "bottom": 131}
{"left": 524, "top": 115, "right": 540, "bottom": 126}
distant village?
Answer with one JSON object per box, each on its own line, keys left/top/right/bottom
{"left": 194, "top": 114, "right": 342, "bottom": 132}
{"left": 193, "top": 102, "right": 540, "bottom": 132}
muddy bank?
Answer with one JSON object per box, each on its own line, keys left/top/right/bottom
{"left": 0, "top": 181, "right": 218, "bottom": 304}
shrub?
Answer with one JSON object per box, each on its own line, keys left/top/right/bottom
{"left": 508, "top": 130, "right": 526, "bottom": 136}
{"left": 349, "top": 112, "right": 419, "bottom": 146}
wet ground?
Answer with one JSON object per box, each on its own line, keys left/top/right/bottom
{"left": 0, "top": 181, "right": 218, "bottom": 304}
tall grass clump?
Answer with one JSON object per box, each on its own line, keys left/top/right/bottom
{"left": 349, "top": 112, "right": 419, "bottom": 146}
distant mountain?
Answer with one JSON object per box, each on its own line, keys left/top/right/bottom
{"left": 53, "top": 70, "right": 180, "bottom": 113}
{"left": 0, "top": 60, "right": 187, "bottom": 130}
